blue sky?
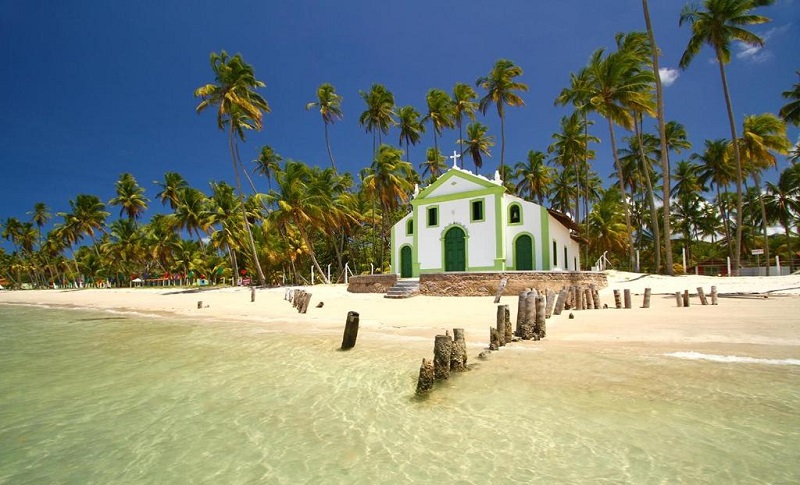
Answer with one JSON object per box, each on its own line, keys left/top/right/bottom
{"left": 1, "top": 0, "right": 798, "bottom": 248}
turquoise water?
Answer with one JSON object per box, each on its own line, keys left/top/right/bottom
{"left": 1, "top": 305, "right": 798, "bottom": 484}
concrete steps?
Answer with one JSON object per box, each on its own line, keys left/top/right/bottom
{"left": 385, "top": 279, "right": 420, "bottom": 299}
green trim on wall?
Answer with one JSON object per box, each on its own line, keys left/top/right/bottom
{"left": 508, "top": 202, "right": 523, "bottom": 226}
{"left": 415, "top": 167, "right": 504, "bottom": 200}
{"left": 469, "top": 197, "right": 485, "bottom": 223}
{"left": 390, "top": 222, "right": 397, "bottom": 273}
{"left": 494, "top": 192, "right": 505, "bottom": 269}
{"left": 540, "top": 205, "right": 550, "bottom": 270}
{"left": 406, "top": 218, "right": 414, "bottom": 235}
{"left": 412, "top": 186, "right": 504, "bottom": 207}
{"left": 412, "top": 205, "right": 420, "bottom": 276}
{"left": 426, "top": 205, "right": 440, "bottom": 227}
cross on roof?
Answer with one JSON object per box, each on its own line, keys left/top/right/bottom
{"left": 449, "top": 150, "right": 460, "bottom": 168}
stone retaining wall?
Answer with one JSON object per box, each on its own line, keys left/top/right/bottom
{"left": 419, "top": 271, "right": 607, "bottom": 297}
{"left": 347, "top": 274, "right": 398, "bottom": 293}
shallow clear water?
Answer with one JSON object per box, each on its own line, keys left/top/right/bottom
{"left": 1, "top": 304, "right": 798, "bottom": 484}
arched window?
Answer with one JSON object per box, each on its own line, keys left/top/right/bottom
{"left": 406, "top": 219, "right": 414, "bottom": 235}
{"left": 509, "top": 204, "right": 521, "bottom": 224}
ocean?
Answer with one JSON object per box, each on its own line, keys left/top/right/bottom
{"left": 1, "top": 304, "right": 798, "bottom": 484}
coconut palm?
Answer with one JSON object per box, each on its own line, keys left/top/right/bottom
{"left": 549, "top": 168, "right": 578, "bottom": 216}
{"left": 695, "top": 138, "right": 736, "bottom": 260}
{"left": 396, "top": 105, "right": 425, "bottom": 164}
{"left": 514, "top": 150, "right": 553, "bottom": 205}
{"left": 109, "top": 173, "right": 149, "bottom": 224}
{"left": 679, "top": 0, "right": 775, "bottom": 274}
{"left": 738, "top": 112, "right": 792, "bottom": 274}
{"left": 306, "top": 83, "right": 343, "bottom": 170}
{"left": 173, "top": 188, "right": 211, "bottom": 245}
{"left": 155, "top": 172, "right": 189, "bottom": 210}
{"left": 58, "top": 194, "right": 110, "bottom": 255}
{"left": 458, "top": 122, "right": 494, "bottom": 173}
{"left": 208, "top": 181, "right": 243, "bottom": 284}
{"left": 476, "top": 59, "right": 528, "bottom": 172}
{"left": 671, "top": 160, "right": 706, "bottom": 264}
{"left": 358, "top": 84, "right": 396, "bottom": 157}
{"left": 587, "top": 187, "right": 629, "bottom": 261}
{"left": 548, "top": 111, "right": 598, "bottom": 222}
{"left": 423, "top": 89, "right": 455, "bottom": 159}
{"left": 194, "top": 50, "right": 269, "bottom": 286}
{"left": 452, "top": 83, "right": 478, "bottom": 165}
{"left": 419, "top": 147, "right": 447, "bottom": 183}
{"left": 27, "top": 202, "right": 51, "bottom": 248}
{"left": 252, "top": 145, "right": 282, "bottom": 191}
{"left": 779, "top": 71, "right": 800, "bottom": 126}
{"left": 765, "top": 166, "right": 800, "bottom": 271}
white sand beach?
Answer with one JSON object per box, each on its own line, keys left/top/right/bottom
{"left": 2, "top": 271, "right": 799, "bottom": 358}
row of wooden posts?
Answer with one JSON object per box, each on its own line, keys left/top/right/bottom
{"left": 416, "top": 328, "right": 469, "bottom": 395}
{"left": 609, "top": 286, "right": 719, "bottom": 309}
{"left": 284, "top": 288, "right": 313, "bottom": 313}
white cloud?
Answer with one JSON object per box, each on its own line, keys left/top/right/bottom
{"left": 659, "top": 68, "right": 680, "bottom": 87}
{"left": 735, "top": 24, "right": 790, "bottom": 63}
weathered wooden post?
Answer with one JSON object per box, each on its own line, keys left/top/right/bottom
{"left": 590, "top": 285, "right": 601, "bottom": 309}
{"left": 624, "top": 289, "right": 632, "bottom": 309}
{"left": 697, "top": 287, "right": 708, "bottom": 305}
{"left": 251, "top": 287, "right": 256, "bottom": 303}
{"left": 534, "top": 295, "right": 546, "bottom": 340}
{"left": 522, "top": 292, "right": 537, "bottom": 339}
{"left": 415, "top": 358, "right": 435, "bottom": 395}
{"left": 496, "top": 305, "right": 507, "bottom": 347}
{"left": 292, "top": 290, "right": 302, "bottom": 309}
{"left": 340, "top": 311, "right": 360, "bottom": 350}
{"left": 554, "top": 288, "right": 567, "bottom": 315}
{"left": 197, "top": 300, "right": 203, "bottom": 309}
{"left": 451, "top": 328, "right": 468, "bottom": 372}
{"left": 675, "top": 291, "right": 682, "bottom": 307}
{"left": 516, "top": 291, "right": 529, "bottom": 337}
{"left": 613, "top": 289, "right": 622, "bottom": 309}
{"left": 710, "top": 286, "right": 718, "bottom": 305}
{"left": 494, "top": 277, "right": 508, "bottom": 304}
{"left": 565, "top": 286, "right": 574, "bottom": 310}
{"left": 683, "top": 290, "right": 690, "bottom": 307}
{"left": 642, "top": 288, "right": 651, "bottom": 308}
{"left": 545, "top": 290, "right": 556, "bottom": 318}
{"left": 585, "top": 288, "right": 593, "bottom": 310}
{"left": 433, "top": 333, "right": 453, "bottom": 380}
{"left": 503, "top": 306, "right": 512, "bottom": 343}
{"left": 489, "top": 327, "right": 500, "bottom": 350}
{"left": 299, "top": 292, "right": 312, "bottom": 313}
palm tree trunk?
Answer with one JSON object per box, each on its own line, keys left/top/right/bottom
{"left": 781, "top": 216, "right": 793, "bottom": 272}
{"left": 228, "top": 243, "right": 238, "bottom": 286}
{"left": 753, "top": 172, "right": 770, "bottom": 276}
{"left": 228, "top": 128, "right": 267, "bottom": 286}
{"left": 717, "top": 185, "right": 734, "bottom": 264}
{"left": 458, "top": 119, "right": 464, "bottom": 168}
{"left": 500, "top": 113, "right": 506, "bottom": 173}
{"left": 607, "top": 118, "right": 636, "bottom": 269}
{"left": 324, "top": 122, "right": 337, "bottom": 171}
{"left": 716, "top": 48, "right": 744, "bottom": 276}
{"left": 295, "top": 219, "right": 330, "bottom": 284}
{"left": 635, "top": 115, "right": 661, "bottom": 273}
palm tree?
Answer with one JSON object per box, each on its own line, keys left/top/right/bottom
{"left": 306, "top": 83, "right": 343, "bottom": 170}
{"left": 423, "top": 89, "right": 455, "bottom": 158}
{"left": 27, "top": 202, "right": 51, "bottom": 248}
{"left": 419, "top": 147, "right": 447, "bottom": 183}
{"left": 458, "top": 122, "right": 494, "bottom": 173}
{"left": 396, "top": 105, "right": 425, "bottom": 164}
{"left": 779, "top": 71, "right": 800, "bottom": 126}
{"left": 109, "top": 173, "right": 149, "bottom": 224}
{"left": 695, "top": 138, "right": 736, "bottom": 261}
{"left": 764, "top": 165, "right": 800, "bottom": 271}
{"left": 671, "top": 160, "right": 706, "bottom": 265}
{"left": 252, "top": 145, "right": 282, "bottom": 190}
{"left": 155, "top": 172, "right": 189, "bottom": 210}
{"left": 194, "top": 50, "right": 270, "bottom": 286}
{"left": 587, "top": 187, "right": 629, "bottom": 262}
{"left": 738, "top": 112, "right": 792, "bottom": 274}
{"left": 514, "top": 150, "right": 552, "bottom": 205}
{"left": 476, "top": 59, "right": 528, "bottom": 172}
{"left": 358, "top": 84, "right": 396, "bottom": 157}
{"left": 452, "top": 83, "right": 478, "bottom": 165}
{"left": 679, "top": 0, "right": 775, "bottom": 274}
{"left": 174, "top": 188, "right": 211, "bottom": 245}
{"left": 59, "top": 194, "right": 110, "bottom": 255}
{"left": 548, "top": 111, "right": 598, "bottom": 223}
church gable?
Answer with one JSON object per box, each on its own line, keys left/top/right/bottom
{"left": 414, "top": 167, "right": 504, "bottom": 204}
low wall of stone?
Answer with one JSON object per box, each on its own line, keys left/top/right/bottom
{"left": 347, "top": 274, "right": 398, "bottom": 293}
{"left": 419, "top": 271, "right": 607, "bottom": 297}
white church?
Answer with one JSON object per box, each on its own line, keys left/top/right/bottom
{"left": 391, "top": 158, "right": 582, "bottom": 278}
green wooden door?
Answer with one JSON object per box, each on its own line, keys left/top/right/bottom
{"left": 515, "top": 235, "right": 533, "bottom": 270}
{"left": 400, "top": 246, "right": 413, "bottom": 278}
{"left": 444, "top": 227, "right": 466, "bottom": 271}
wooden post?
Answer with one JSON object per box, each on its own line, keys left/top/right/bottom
{"left": 415, "top": 358, "right": 435, "bottom": 395}
{"left": 522, "top": 292, "right": 537, "bottom": 340}
{"left": 590, "top": 285, "right": 600, "bottom": 309}
{"left": 433, "top": 333, "right": 453, "bottom": 380}
{"left": 554, "top": 288, "right": 567, "bottom": 315}
{"left": 340, "top": 311, "right": 360, "bottom": 350}
{"left": 451, "top": 328, "right": 468, "bottom": 372}
{"left": 197, "top": 300, "right": 202, "bottom": 309}
{"left": 624, "top": 289, "right": 632, "bottom": 309}
{"left": 683, "top": 290, "right": 690, "bottom": 307}
{"left": 503, "top": 306, "right": 512, "bottom": 343}
{"left": 489, "top": 327, "right": 500, "bottom": 350}
{"left": 534, "top": 295, "right": 546, "bottom": 340}
{"left": 710, "top": 286, "right": 718, "bottom": 305}
{"left": 697, "top": 287, "right": 708, "bottom": 305}
{"left": 250, "top": 287, "right": 256, "bottom": 303}
{"left": 584, "top": 288, "right": 593, "bottom": 310}
{"left": 516, "top": 291, "right": 529, "bottom": 337}
{"left": 642, "top": 288, "right": 651, "bottom": 308}
{"left": 545, "top": 290, "right": 556, "bottom": 318}
{"left": 613, "top": 289, "right": 622, "bottom": 309}
{"left": 292, "top": 290, "right": 303, "bottom": 309}
{"left": 675, "top": 291, "right": 682, "bottom": 307}
{"left": 299, "top": 292, "right": 312, "bottom": 313}
{"left": 493, "top": 277, "right": 508, "bottom": 304}
{"left": 496, "top": 305, "right": 507, "bottom": 347}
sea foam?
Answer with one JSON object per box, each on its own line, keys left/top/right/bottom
{"left": 665, "top": 351, "right": 800, "bottom": 366}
